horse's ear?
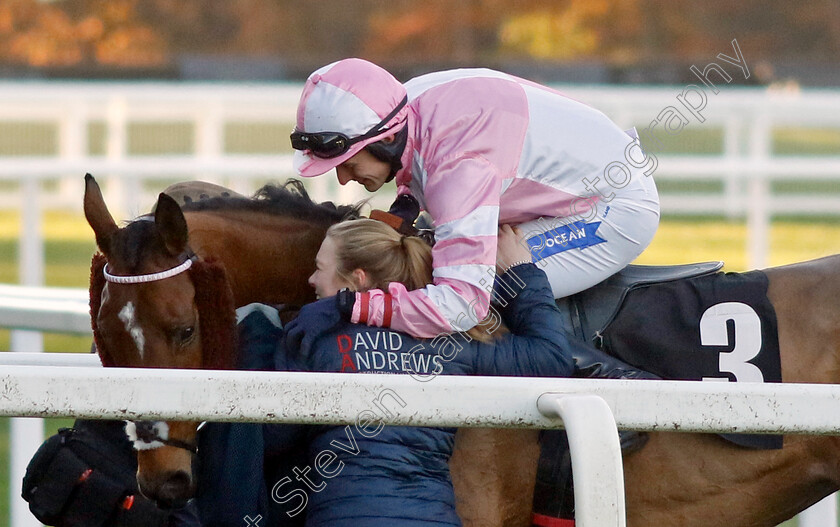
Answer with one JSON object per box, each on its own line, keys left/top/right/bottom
{"left": 83, "top": 173, "right": 118, "bottom": 256}
{"left": 154, "top": 192, "right": 189, "bottom": 256}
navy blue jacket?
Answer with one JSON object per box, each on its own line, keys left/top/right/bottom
{"left": 196, "top": 264, "right": 577, "bottom": 526}
{"left": 263, "top": 263, "right": 575, "bottom": 526}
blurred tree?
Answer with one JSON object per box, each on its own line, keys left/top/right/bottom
{"left": 363, "top": 0, "right": 505, "bottom": 66}
{"left": 625, "top": 0, "right": 840, "bottom": 62}
{"left": 0, "top": 0, "right": 167, "bottom": 68}
{"left": 498, "top": 0, "right": 611, "bottom": 60}
{"left": 0, "top": 0, "right": 838, "bottom": 79}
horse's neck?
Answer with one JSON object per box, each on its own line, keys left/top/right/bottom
{"left": 184, "top": 210, "right": 327, "bottom": 307}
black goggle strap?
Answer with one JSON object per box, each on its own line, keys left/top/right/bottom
{"left": 292, "top": 95, "right": 408, "bottom": 153}
{"left": 353, "top": 95, "right": 408, "bottom": 143}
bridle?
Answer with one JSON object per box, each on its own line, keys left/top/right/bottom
{"left": 103, "top": 251, "right": 205, "bottom": 453}
{"left": 103, "top": 252, "right": 197, "bottom": 284}
{"left": 125, "top": 420, "right": 206, "bottom": 454}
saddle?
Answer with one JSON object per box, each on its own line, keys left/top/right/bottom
{"left": 555, "top": 261, "right": 724, "bottom": 346}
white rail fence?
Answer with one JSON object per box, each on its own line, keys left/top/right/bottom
{"left": 0, "top": 83, "right": 839, "bottom": 267}
{"left": 2, "top": 357, "right": 840, "bottom": 526}
{"left": 1, "top": 288, "right": 839, "bottom": 526}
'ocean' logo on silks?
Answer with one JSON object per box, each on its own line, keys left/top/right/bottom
{"left": 527, "top": 221, "right": 606, "bottom": 261}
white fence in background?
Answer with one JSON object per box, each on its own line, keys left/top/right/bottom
{"left": 0, "top": 83, "right": 838, "bottom": 267}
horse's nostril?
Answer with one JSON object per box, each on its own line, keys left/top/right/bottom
{"left": 155, "top": 471, "right": 194, "bottom": 510}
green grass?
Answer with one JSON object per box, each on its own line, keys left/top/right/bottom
{"left": 774, "top": 127, "right": 840, "bottom": 156}
{"left": 635, "top": 125, "right": 840, "bottom": 157}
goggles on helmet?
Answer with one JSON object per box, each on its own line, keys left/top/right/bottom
{"left": 291, "top": 96, "right": 408, "bottom": 159}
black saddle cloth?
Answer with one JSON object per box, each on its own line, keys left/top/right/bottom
{"left": 557, "top": 263, "right": 783, "bottom": 450}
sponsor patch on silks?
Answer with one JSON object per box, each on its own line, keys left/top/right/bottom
{"left": 527, "top": 221, "right": 606, "bottom": 261}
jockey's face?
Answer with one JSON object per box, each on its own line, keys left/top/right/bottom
{"left": 309, "top": 235, "right": 354, "bottom": 299}
{"left": 335, "top": 148, "right": 391, "bottom": 192}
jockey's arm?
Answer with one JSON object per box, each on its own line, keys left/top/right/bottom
{"left": 351, "top": 155, "right": 502, "bottom": 338}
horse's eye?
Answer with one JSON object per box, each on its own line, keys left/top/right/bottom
{"left": 178, "top": 326, "right": 196, "bottom": 344}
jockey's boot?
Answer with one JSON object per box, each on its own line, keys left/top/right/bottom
{"left": 568, "top": 338, "right": 659, "bottom": 382}
{"left": 568, "top": 340, "right": 656, "bottom": 453}
{"left": 531, "top": 342, "right": 656, "bottom": 526}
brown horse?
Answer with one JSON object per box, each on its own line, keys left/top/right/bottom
{"left": 83, "top": 173, "right": 359, "bottom": 507}
{"left": 452, "top": 258, "right": 840, "bottom": 527}
{"left": 620, "top": 256, "right": 840, "bottom": 527}
{"left": 84, "top": 173, "right": 840, "bottom": 526}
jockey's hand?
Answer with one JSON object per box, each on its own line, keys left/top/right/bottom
{"left": 496, "top": 225, "right": 532, "bottom": 274}
{"left": 283, "top": 295, "right": 350, "bottom": 355}
{"left": 336, "top": 288, "right": 356, "bottom": 321}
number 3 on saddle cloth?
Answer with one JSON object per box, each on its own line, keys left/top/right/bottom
{"left": 534, "top": 262, "right": 783, "bottom": 525}
{"left": 565, "top": 261, "right": 783, "bottom": 414}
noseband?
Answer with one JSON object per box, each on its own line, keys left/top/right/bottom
{"left": 126, "top": 420, "right": 206, "bottom": 454}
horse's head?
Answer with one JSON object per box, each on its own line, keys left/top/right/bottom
{"left": 83, "top": 174, "right": 236, "bottom": 508}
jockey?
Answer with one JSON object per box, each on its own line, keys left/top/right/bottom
{"left": 291, "top": 57, "right": 660, "bottom": 338}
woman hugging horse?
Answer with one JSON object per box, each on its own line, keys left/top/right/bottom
{"left": 198, "top": 218, "right": 654, "bottom": 526}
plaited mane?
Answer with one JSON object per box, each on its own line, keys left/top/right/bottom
{"left": 89, "top": 253, "right": 112, "bottom": 366}
{"left": 89, "top": 253, "right": 238, "bottom": 370}
{"left": 189, "top": 257, "right": 238, "bottom": 370}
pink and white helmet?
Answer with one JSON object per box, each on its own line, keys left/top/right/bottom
{"left": 292, "top": 58, "right": 408, "bottom": 178}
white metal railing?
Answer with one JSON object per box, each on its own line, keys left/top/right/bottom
{"left": 5, "top": 364, "right": 840, "bottom": 526}
{"left": 3, "top": 291, "right": 840, "bottom": 526}
{"left": 4, "top": 361, "right": 840, "bottom": 433}
{"left": 0, "top": 284, "right": 89, "bottom": 334}
{"left": 0, "top": 83, "right": 839, "bottom": 266}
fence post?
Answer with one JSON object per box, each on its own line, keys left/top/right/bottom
{"left": 747, "top": 108, "right": 771, "bottom": 270}
{"left": 58, "top": 102, "right": 87, "bottom": 210}
{"left": 196, "top": 101, "right": 224, "bottom": 187}
{"left": 105, "top": 95, "right": 129, "bottom": 218}
{"left": 9, "top": 177, "right": 44, "bottom": 527}
{"left": 538, "top": 394, "right": 626, "bottom": 527}
{"left": 723, "top": 114, "right": 743, "bottom": 220}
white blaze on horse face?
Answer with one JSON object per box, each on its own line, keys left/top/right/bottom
{"left": 119, "top": 301, "right": 146, "bottom": 358}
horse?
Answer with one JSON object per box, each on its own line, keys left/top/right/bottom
{"left": 83, "top": 173, "right": 840, "bottom": 526}
{"left": 83, "top": 173, "right": 360, "bottom": 507}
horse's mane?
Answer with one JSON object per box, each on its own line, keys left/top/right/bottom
{"left": 180, "top": 179, "right": 362, "bottom": 224}
{"left": 114, "top": 180, "right": 362, "bottom": 273}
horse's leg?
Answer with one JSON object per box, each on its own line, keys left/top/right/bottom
{"left": 450, "top": 428, "right": 540, "bottom": 527}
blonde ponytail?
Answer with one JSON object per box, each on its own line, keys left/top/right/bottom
{"left": 326, "top": 219, "right": 502, "bottom": 342}
{"left": 326, "top": 219, "right": 431, "bottom": 291}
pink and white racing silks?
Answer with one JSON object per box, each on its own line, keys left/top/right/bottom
{"left": 352, "top": 68, "right": 659, "bottom": 338}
